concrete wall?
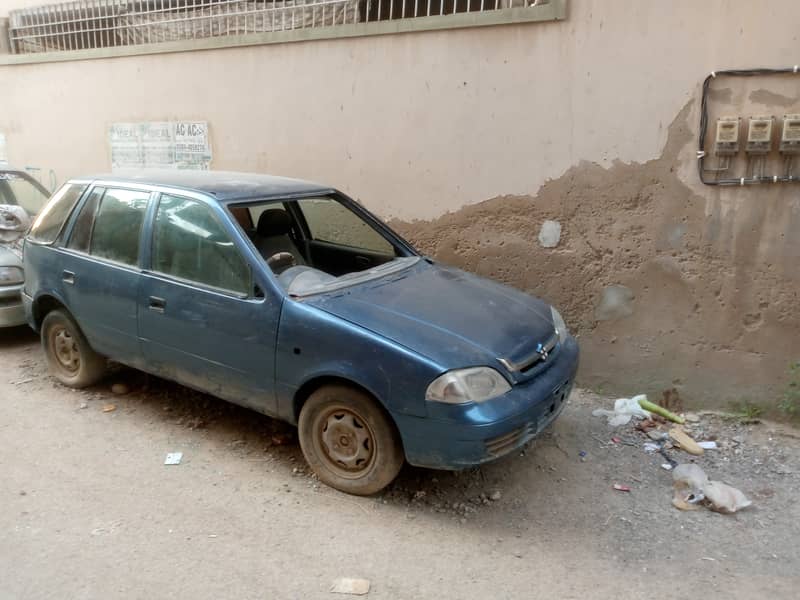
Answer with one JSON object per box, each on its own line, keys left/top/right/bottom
{"left": 2, "top": 0, "right": 799, "bottom": 411}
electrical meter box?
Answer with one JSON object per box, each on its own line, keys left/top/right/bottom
{"left": 780, "top": 114, "right": 800, "bottom": 154}
{"left": 746, "top": 116, "right": 773, "bottom": 154}
{"left": 715, "top": 118, "right": 740, "bottom": 155}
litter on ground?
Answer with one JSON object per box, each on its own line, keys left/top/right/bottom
{"left": 164, "top": 452, "right": 183, "bottom": 465}
{"left": 668, "top": 427, "right": 704, "bottom": 456}
{"left": 672, "top": 463, "right": 751, "bottom": 514}
{"left": 330, "top": 577, "right": 371, "bottom": 596}
{"left": 592, "top": 395, "right": 651, "bottom": 427}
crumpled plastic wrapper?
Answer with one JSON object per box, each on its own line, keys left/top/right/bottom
{"left": 0, "top": 204, "right": 31, "bottom": 258}
{"left": 592, "top": 395, "right": 652, "bottom": 427}
{"left": 672, "top": 463, "right": 752, "bottom": 514}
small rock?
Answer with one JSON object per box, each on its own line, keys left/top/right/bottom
{"left": 489, "top": 491, "right": 502, "bottom": 501}
{"left": 101, "top": 404, "right": 116, "bottom": 413}
{"left": 111, "top": 383, "right": 129, "bottom": 395}
{"left": 685, "top": 412, "right": 701, "bottom": 423}
{"left": 79, "top": 402, "right": 88, "bottom": 410}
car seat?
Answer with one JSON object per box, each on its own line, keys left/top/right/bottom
{"left": 254, "top": 209, "right": 306, "bottom": 271}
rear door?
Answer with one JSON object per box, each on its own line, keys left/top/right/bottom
{"left": 59, "top": 186, "right": 151, "bottom": 364}
{"left": 137, "top": 193, "right": 280, "bottom": 415}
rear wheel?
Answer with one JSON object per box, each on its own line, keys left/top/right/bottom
{"left": 41, "top": 309, "right": 106, "bottom": 388}
{"left": 298, "top": 384, "right": 404, "bottom": 496}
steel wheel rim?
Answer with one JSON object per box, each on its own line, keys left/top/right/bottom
{"left": 314, "top": 405, "right": 376, "bottom": 479}
{"left": 50, "top": 326, "right": 80, "bottom": 374}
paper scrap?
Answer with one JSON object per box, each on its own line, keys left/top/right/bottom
{"left": 164, "top": 452, "right": 183, "bottom": 465}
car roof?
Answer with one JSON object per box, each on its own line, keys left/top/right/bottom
{"left": 74, "top": 170, "right": 334, "bottom": 203}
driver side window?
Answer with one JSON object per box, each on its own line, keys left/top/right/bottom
{"left": 298, "top": 198, "right": 395, "bottom": 256}
{"left": 152, "top": 194, "right": 251, "bottom": 296}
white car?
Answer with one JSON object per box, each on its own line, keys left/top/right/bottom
{"left": 1, "top": 168, "right": 49, "bottom": 327}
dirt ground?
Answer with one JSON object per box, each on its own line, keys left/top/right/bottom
{"left": 1, "top": 326, "right": 798, "bottom": 600}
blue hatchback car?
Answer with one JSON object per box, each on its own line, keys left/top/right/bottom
{"left": 23, "top": 171, "right": 579, "bottom": 495}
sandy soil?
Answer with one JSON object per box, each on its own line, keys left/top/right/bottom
{"left": 1, "top": 325, "right": 798, "bottom": 599}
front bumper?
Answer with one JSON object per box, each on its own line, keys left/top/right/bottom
{"left": 394, "top": 335, "right": 579, "bottom": 470}
{"left": 0, "top": 283, "right": 26, "bottom": 327}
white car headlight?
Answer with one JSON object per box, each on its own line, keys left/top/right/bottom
{"left": 426, "top": 367, "right": 511, "bottom": 404}
{"left": 551, "top": 306, "right": 568, "bottom": 344}
{"left": 0, "top": 266, "right": 24, "bottom": 286}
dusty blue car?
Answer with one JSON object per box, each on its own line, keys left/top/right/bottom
{"left": 23, "top": 171, "right": 578, "bottom": 495}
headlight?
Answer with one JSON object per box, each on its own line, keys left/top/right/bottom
{"left": 551, "top": 306, "right": 569, "bottom": 344}
{"left": 426, "top": 367, "right": 511, "bottom": 404}
{"left": 0, "top": 266, "right": 24, "bottom": 286}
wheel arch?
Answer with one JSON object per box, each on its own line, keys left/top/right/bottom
{"left": 292, "top": 375, "right": 400, "bottom": 444}
{"left": 31, "top": 293, "right": 68, "bottom": 331}
{"left": 294, "top": 375, "right": 376, "bottom": 420}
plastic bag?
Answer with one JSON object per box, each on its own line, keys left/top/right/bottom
{"left": 592, "top": 394, "right": 652, "bottom": 427}
{"left": 672, "top": 464, "right": 751, "bottom": 514}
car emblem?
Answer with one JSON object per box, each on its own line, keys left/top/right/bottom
{"left": 536, "top": 342, "right": 549, "bottom": 361}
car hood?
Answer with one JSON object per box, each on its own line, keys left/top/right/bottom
{"left": 307, "top": 261, "right": 556, "bottom": 376}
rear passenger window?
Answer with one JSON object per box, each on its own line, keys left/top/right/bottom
{"left": 28, "top": 182, "right": 88, "bottom": 244}
{"left": 89, "top": 188, "right": 149, "bottom": 266}
{"left": 67, "top": 187, "right": 103, "bottom": 253}
{"left": 152, "top": 194, "right": 250, "bottom": 295}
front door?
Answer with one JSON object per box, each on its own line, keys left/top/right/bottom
{"left": 137, "top": 193, "right": 280, "bottom": 415}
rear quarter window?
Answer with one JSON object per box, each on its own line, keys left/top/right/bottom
{"left": 27, "top": 183, "right": 89, "bottom": 244}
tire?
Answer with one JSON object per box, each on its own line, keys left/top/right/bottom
{"left": 41, "top": 309, "right": 106, "bottom": 388}
{"left": 298, "top": 384, "right": 404, "bottom": 496}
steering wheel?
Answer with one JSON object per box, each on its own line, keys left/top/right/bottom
{"left": 267, "top": 252, "right": 297, "bottom": 274}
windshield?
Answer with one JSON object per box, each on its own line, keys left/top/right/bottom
{"left": 228, "top": 195, "right": 417, "bottom": 296}
{"left": 0, "top": 171, "right": 49, "bottom": 216}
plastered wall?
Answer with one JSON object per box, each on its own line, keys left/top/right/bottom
{"left": 1, "top": 0, "right": 799, "bottom": 409}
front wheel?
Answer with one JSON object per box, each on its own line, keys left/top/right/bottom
{"left": 298, "top": 384, "right": 404, "bottom": 496}
{"left": 41, "top": 309, "right": 106, "bottom": 388}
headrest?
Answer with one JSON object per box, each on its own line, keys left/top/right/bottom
{"left": 257, "top": 209, "right": 292, "bottom": 236}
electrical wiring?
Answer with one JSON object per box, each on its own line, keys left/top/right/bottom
{"left": 698, "top": 67, "right": 800, "bottom": 185}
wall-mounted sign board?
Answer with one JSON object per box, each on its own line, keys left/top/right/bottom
{"left": 109, "top": 121, "right": 211, "bottom": 170}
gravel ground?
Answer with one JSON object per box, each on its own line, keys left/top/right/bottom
{"left": 1, "top": 325, "right": 798, "bottom": 599}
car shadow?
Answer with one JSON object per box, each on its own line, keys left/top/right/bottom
{"left": 86, "top": 364, "right": 520, "bottom": 519}
{"left": 0, "top": 325, "right": 38, "bottom": 348}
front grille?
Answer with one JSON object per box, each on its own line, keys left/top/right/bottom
{"left": 484, "top": 378, "right": 573, "bottom": 458}
{"left": 485, "top": 425, "right": 530, "bottom": 457}
{"left": 519, "top": 332, "right": 560, "bottom": 373}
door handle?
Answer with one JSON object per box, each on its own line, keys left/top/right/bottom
{"left": 148, "top": 296, "right": 166, "bottom": 314}
{"left": 62, "top": 270, "right": 75, "bottom": 285}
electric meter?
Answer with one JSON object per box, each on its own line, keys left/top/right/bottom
{"left": 715, "top": 118, "right": 740, "bottom": 155}
{"left": 745, "top": 116, "right": 773, "bottom": 154}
